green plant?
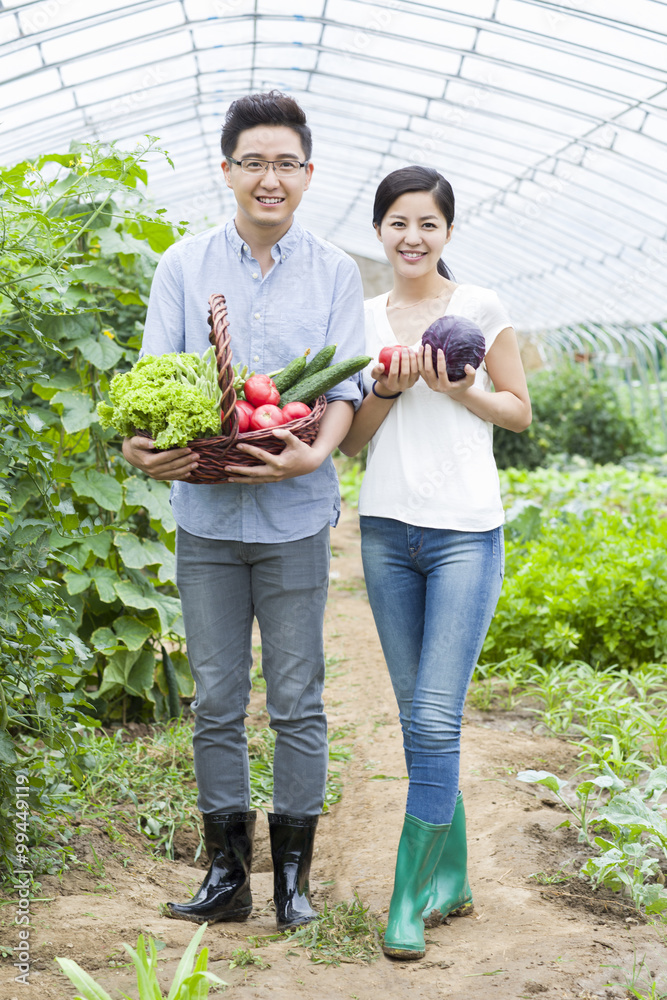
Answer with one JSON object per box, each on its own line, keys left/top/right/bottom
{"left": 56, "top": 922, "right": 226, "bottom": 998}
{"left": 528, "top": 868, "right": 575, "bottom": 885}
{"left": 77, "top": 722, "right": 201, "bottom": 859}
{"left": 604, "top": 950, "right": 667, "bottom": 999}
{"left": 483, "top": 500, "right": 667, "bottom": 673}
{"left": 540, "top": 320, "right": 667, "bottom": 452}
{"left": 228, "top": 947, "right": 270, "bottom": 970}
{"left": 73, "top": 719, "right": 351, "bottom": 860}
{"left": 334, "top": 451, "right": 365, "bottom": 508}
{"left": 517, "top": 766, "right": 667, "bottom": 916}
{"left": 0, "top": 138, "right": 193, "bottom": 880}
{"left": 494, "top": 362, "right": 649, "bottom": 469}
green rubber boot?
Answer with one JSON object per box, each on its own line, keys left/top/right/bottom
{"left": 382, "top": 813, "right": 450, "bottom": 960}
{"left": 422, "top": 791, "right": 474, "bottom": 926}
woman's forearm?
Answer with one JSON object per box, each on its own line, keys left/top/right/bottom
{"left": 338, "top": 390, "right": 400, "bottom": 456}
{"left": 310, "top": 399, "right": 356, "bottom": 461}
{"left": 458, "top": 385, "right": 532, "bottom": 432}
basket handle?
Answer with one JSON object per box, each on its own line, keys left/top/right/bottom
{"left": 208, "top": 293, "right": 239, "bottom": 442}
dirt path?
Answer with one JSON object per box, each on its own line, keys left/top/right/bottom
{"left": 1, "top": 503, "right": 664, "bottom": 1000}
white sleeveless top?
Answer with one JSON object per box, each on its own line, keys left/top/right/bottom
{"left": 357, "top": 284, "right": 511, "bottom": 532}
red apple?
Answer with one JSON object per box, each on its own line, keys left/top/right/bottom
{"left": 249, "top": 403, "right": 285, "bottom": 431}
{"left": 280, "top": 401, "right": 312, "bottom": 423}
{"left": 236, "top": 399, "right": 255, "bottom": 434}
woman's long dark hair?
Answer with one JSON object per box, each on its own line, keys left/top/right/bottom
{"left": 373, "top": 166, "right": 455, "bottom": 280}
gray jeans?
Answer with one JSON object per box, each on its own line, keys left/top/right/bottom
{"left": 175, "top": 524, "right": 330, "bottom": 816}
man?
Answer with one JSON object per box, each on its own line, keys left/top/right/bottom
{"left": 122, "top": 91, "right": 365, "bottom": 929}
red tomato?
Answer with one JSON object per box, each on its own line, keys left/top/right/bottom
{"left": 379, "top": 345, "right": 404, "bottom": 373}
{"left": 236, "top": 399, "right": 255, "bottom": 434}
{"left": 280, "top": 401, "right": 311, "bottom": 423}
{"left": 249, "top": 404, "right": 285, "bottom": 431}
{"left": 243, "top": 374, "right": 280, "bottom": 407}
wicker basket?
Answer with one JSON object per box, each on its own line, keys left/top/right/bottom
{"left": 164, "top": 293, "right": 326, "bottom": 484}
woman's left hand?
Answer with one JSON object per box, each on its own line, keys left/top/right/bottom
{"left": 416, "top": 344, "right": 477, "bottom": 397}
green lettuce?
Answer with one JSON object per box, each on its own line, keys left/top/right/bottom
{"left": 97, "top": 350, "right": 223, "bottom": 448}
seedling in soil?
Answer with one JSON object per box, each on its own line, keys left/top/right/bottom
{"left": 57, "top": 922, "right": 226, "bottom": 998}
{"left": 228, "top": 947, "right": 270, "bottom": 970}
{"left": 604, "top": 950, "right": 667, "bottom": 1000}
{"left": 517, "top": 766, "right": 667, "bottom": 917}
{"left": 528, "top": 868, "right": 576, "bottom": 885}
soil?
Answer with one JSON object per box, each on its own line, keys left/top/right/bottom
{"left": 1, "top": 503, "right": 664, "bottom": 1000}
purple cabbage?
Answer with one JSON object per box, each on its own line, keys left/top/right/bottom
{"left": 422, "top": 315, "right": 486, "bottom": 381}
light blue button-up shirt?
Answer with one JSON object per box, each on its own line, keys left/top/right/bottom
{"left": 141, "top": 218, "right": 365, "bottom": 543}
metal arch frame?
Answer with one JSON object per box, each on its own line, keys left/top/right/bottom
{"left": 1, "top": 0, "right": 666, "bottom": 331}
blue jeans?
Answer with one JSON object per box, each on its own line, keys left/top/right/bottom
{"left": 360, "top": 516, "right": 504, "bottom": 825}
{"left": 175, "top": 525, "right": 330, "bottom": 817}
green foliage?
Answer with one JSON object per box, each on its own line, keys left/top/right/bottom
{"left": 517, "top": 765, "right": 667, "bottom": 917}
{"left": 69, "top": 719, "right": 349, "bottom": 862}
{"left": 494, "top": 363, "right": 649, "bottom": 469}
{"left": 538, "top": 319, "right": 667, "bottom": 453}
{"left": 0, "top": 138, "right": 189, "bottom": 880}
{"left": 334, "top": 451, "right": 365, "bottom": 508}
{"left": 483, "top": 463, "right": 667, "bottom": 672}
{"left": 56, "top": 922, "right": 226, "bottom": 998}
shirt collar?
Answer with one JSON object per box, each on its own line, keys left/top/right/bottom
{"left": 225, "top": 217, "right": 303, "bottom": 263}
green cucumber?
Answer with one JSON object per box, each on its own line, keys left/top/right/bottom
{"left": 296, "top": 343, "right": 337, "bottom": 382}
{"left": 280, "top": 355, "right": 372, "bottom": 404}
{"left": 272, "top": 351, "right": 310, "bottom": 393}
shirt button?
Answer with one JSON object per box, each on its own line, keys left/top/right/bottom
{"left": 253, "top": 355, "right": 260, "bottom": 362}
{"left": 243, "top": 244, "right": 249, "bottom": 252}
{"left": 281, "top": 254, "right": 286, "bottom": 260}
{"left": 252, "top": 272, "right": 258, "bottom": 279}
{"left": 254, "top": 312, "right": 261, "bottom": 319}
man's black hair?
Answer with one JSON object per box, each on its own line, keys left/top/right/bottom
{"left": 221, "top": 90, "right": 312, "bottom": 160}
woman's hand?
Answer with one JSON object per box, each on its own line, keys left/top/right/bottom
{"left": 416, "top": 344, "right": 476, "bottom": 397}
{"left": 372, "top": 346, "right": 420, "bottom": 396}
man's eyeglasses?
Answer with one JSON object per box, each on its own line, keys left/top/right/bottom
{"left": 227, "top": 156, "right": 309, "bottom": 176}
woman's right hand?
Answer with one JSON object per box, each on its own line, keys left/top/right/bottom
{"left": 122, "top": 435, "right": 200, "bottom": 481}
{"left": 372, "top": 347, "right": 420, "bottom": 396}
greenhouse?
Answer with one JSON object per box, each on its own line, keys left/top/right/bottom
{"left": 1, "top": 3, "right": 667, "bottom": 997}
{"left": 2, "top": 0, "right": 667, "bottom": 330}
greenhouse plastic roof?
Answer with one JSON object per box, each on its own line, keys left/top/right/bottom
{"left": 1, "top": 0, "right": 666, "bottom": 332}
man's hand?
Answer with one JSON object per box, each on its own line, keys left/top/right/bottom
{"left": 223, "top": 427, "right": 324, "bottom": 484}
{"left": 122, "top": 435, "right": 200, "bottom": 481}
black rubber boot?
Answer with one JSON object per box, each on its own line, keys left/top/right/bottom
{"left": 166, "top": 811, "right": 255, "bottom": 924}
{"left": 268, "top": 813, "right": 318, "bottom": 930}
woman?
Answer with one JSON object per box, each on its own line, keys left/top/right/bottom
{"left": 339, "top": 166, "right": 531, "bottom": 960}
